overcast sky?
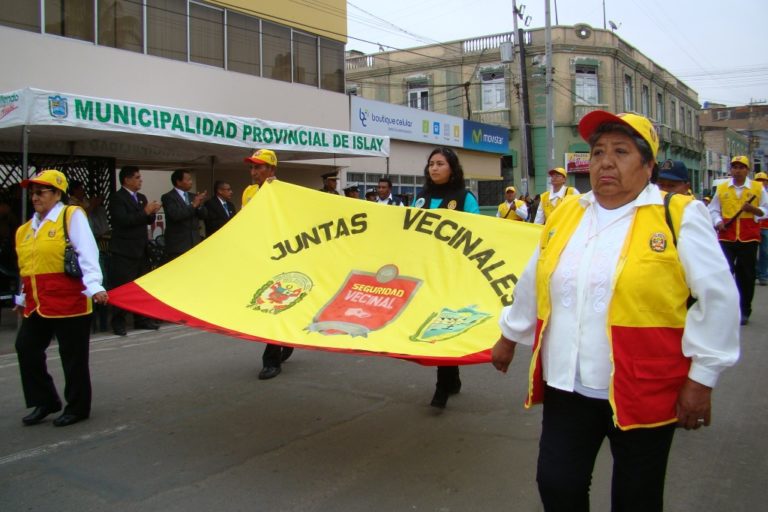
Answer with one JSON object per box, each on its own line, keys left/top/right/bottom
{"left": 346, "top": 0, "right": 768, "bottom": 107}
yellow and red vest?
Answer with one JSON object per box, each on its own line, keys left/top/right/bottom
{"left": 242, "top": 183, "right": 260, "bottom": 207}
{"left": 716, "top": 181, "right": 763, "bottom": 242}
{"left": 498, "top": 199, "right": 525, "bottom": 221}
{"left": 16, "top": 207, "right": 91, "bottom": 318}
{"left": 527, "top": 193, "right": 692, "bottom": 430}
{"left": 539, "top": 186, "right": 576, "bottom": 222}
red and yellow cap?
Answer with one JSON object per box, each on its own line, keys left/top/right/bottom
{"left": 731, "top": 155, "right": 750, "bottom": 168}
{"left": 244, "top": 149, "right": 278, "bottom": 167}
{"left": 578, "top": 111, "right": 659, "bottom": 159}
{"left": 20, "top": 169, "right": 68, "bottom": 192}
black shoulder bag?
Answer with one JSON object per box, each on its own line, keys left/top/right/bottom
{"left": 62, "top": 207, "right": 84, "bottom": 279}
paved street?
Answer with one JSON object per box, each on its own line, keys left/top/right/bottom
{"left": 0, "top": 288, "right": 766, "bottom": 512}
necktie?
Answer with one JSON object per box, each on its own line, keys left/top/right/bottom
{"left": 223, "top": 203, "right": 229, "bottom": 217}
{"left": 184, "top": 193, "right": 190, "bottom": 205}
{"left": 132, "top": 193, "right": 139, "bottom": 205}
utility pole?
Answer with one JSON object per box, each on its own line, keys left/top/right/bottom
{"left": 545, "top": 0, "right": 555, "bottom": 172}
{"left": 510, "top": 0, "right": 531, "bottom": 193}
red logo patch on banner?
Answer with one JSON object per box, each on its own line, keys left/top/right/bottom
{"left": 307, "top": 265, "right": 421, "bottom": 337}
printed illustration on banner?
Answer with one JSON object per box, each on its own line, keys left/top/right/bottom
{"left": 306, "top": 264, "right": 421, "bottom": 337}
{"left": 410, "top": 305, "right": 492, "bottom": 343}
{"left": 247, "top": 272, "right": 313, "bottom": 314}
{"left": 48, "top": 95, "right": 68, "bottom": 119}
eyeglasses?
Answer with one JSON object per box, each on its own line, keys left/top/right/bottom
{"left": 30, "top": 188, "right": 55, "bottom": 196}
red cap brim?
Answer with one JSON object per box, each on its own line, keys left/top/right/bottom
{"left": 244, "top": 157, "right": 268, "bottom": 165}
{"left": 578, "top": 110, "right": 627, "bottom": 143}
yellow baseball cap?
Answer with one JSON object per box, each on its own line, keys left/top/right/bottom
{"left": 505, "top": 186, "right": 516, "bottom": 193}
{"left": 731, "top": 155, "right": 750, "bottom": 168}
{"left": 20, "top": 169, "right": 68, "bottom": 192}
{"left": 548, "top": 167, "right": 567, "bottom": 178}
{"left": 578, "top": 111, "right": 659, "bottom": 159}
{"left": 754, "top": 172, "right": 768, "bottom": 181}
{"left": 244, "top": 149, "right": 278, "bottom": 167}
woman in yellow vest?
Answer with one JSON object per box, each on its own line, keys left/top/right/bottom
{"left": 14, "top": 170, "right": 108, "bottom": 427}
{"left": 490, "top": 112, "right": 740, "bottom": 511}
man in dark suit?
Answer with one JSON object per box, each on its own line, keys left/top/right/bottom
{"left": 108, "top": 166, "right": 162, "bottom": 336}
{"left": 161, "top": 169, "right": 207, "bottom": 262}
{"left": 204, "top": 180, "right": 236, "bottom": 237}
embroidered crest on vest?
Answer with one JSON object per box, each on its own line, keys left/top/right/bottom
{"left": 649, "top": 232, "right": 667, "bottom": 252}
{"left": 446, "top": 200, "right": 457, "bottom": 210}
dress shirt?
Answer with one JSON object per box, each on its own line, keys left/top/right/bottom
{"left": 534, "top": 186, "right": 580, "bottom": 225}
{"left": 175, "top": 187, "right": 190, "bottom": 204}
{"left": 15, "top": 202, "right": 105, "bottom": 306}
{"left": 707, "top": 177, "right": 768, "bottom": 226}
{"left": 499, "top": 184, "right": 740, "bottom": 397}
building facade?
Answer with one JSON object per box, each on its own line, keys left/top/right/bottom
{"left": 0, "top": 0, "right": 351, "bottom": 205}
{"left": 700, "top": 103, "right": 768, "bottom": 174}
{"left": 347, "top": 24, "right": 706, "bottom": 197}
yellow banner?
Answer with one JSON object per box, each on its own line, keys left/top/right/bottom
{"left": 110, "top": 181, "right": 542, "bottom": 364}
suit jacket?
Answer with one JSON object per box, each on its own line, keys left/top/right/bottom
{"left": 108, "top": 188, "right": 155, "bottom": 259}
{"left": 161, "top": 189, "right": 207, "bottom": 258}
{"left": 204, "top": 196, "right": 236, "bottom": 237}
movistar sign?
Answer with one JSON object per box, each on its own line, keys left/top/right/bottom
{"left": 463, "top": 119, "right": 509, "bottom": 154}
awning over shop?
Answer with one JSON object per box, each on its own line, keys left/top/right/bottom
{"left": 0, "top": 88, "right": 389, "bottom": 168}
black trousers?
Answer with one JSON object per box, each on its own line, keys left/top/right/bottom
{"left": 435, "top": 365, "right": 461, "bottom": 392}
{"left": 720, "top": 240, "right": 758, "bottom": 318}
{"left": 262, "top": 344, "right": 293, "bottom": 367}
{"left": 537, "top": 386, "right": 675, "bottom": 512}
{"left": 15, "top": 312, "right": 93, "bottom": 417}
{"left": 109, "top": 252, "right": 152, "bottom": 327}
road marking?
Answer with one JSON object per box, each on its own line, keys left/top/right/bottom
{"left": 0, "top": 424, "right": 131, "bottom": 466}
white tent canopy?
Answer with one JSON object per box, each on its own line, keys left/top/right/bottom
{"left": 0, "top": 88, "right": 389, "bottom": 170}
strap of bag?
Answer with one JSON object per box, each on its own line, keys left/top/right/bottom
{"left": 62, "top": 206, "right": 72, "bottom": 243}
{"left": 663, "top": 192, "right": 677, "bottom": 247}
{"left": 503, "top": 201, "right": 515, "bottom": 218}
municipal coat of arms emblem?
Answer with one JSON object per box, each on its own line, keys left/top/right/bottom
{"left": 247, "top": 272, "right": 313, "bottom": 314}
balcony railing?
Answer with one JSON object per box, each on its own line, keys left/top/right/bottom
{"left": 462, "top": 33, "right": 515, "bottom": 54}
{"left": 573, "top": 104, "right": 609, "bottom": 124}
{"left": 472, "top": 109, "right": 511, "bottom": 127}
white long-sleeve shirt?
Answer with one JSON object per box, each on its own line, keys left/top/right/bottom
{"left": 15, "top": 202, "right": 105, "bottom": 307}
{"left": 533, "top": 186, "right": 580, "bottom": 225}
{"left": 499, "top": 185, "right": 740, "bottom": 399}
{"left": 707, "top": 177, "right": 768, "bottom": 226}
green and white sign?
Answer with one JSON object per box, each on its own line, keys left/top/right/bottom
{"left": 1, "top": 88, "right": 390, "bottom": 157}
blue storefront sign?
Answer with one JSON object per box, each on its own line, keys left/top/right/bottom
{"left": 462, "top": 120, "right": 509, "bottom": 154}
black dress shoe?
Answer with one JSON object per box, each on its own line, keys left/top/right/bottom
{"left": 280, "top": 347, "right": 294, "bottom": 363}
{"left": 22, "top": 404, "right": 62, "bottom": 426}
{"left": 430, "top": 389, "right": 449, "bottom": 409}
{"left": 112, "top": 324, "right": 127, "bottom": 336}
{"left": 258, "top": 366, "right": 281, "bottom": 380}
{"left": 53, "top": 413, "right": 88, "bottom": 427}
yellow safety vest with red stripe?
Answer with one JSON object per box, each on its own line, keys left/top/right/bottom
{"left": 539, "top": 186, "right": 576, "bottom": 222}
{"left": 15, "top": 207, "right": 91, "bottom": 318}
{"left": 527, "top": 193, "right": 692, "bottom": 430}
{"left": 498, "top": 199, "right": 525, "bottom": 221}
{"left": 716, "top": 181, "right": 763, "bottom": 242}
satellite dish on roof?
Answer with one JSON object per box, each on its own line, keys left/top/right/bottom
{"left": 609, "top": 20, "right": 621, "bottom": 31}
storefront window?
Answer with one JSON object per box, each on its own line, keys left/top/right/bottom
{"left": 147, "top": 0, "right": 187, "bottom": 62}
{"left": 190, "top": 2, "right": 223, "bottom": 68}
{"left": 98, "top": 0, "right": 143, "bottom": 53}
{"left": 0, "top": 0, "right": 40, "bottom": 32}
{"left": 262, "top": 20, "right": 291, "bottom": 82}
{"left": 45, "top": 0, "right": 94, "bottom": 42}
{"left": 227, "top": 11, "right": 260, "bottom": 76}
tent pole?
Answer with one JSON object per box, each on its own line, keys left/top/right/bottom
{"left": 21, "top": 125, "right": 29, "bottom": 222}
